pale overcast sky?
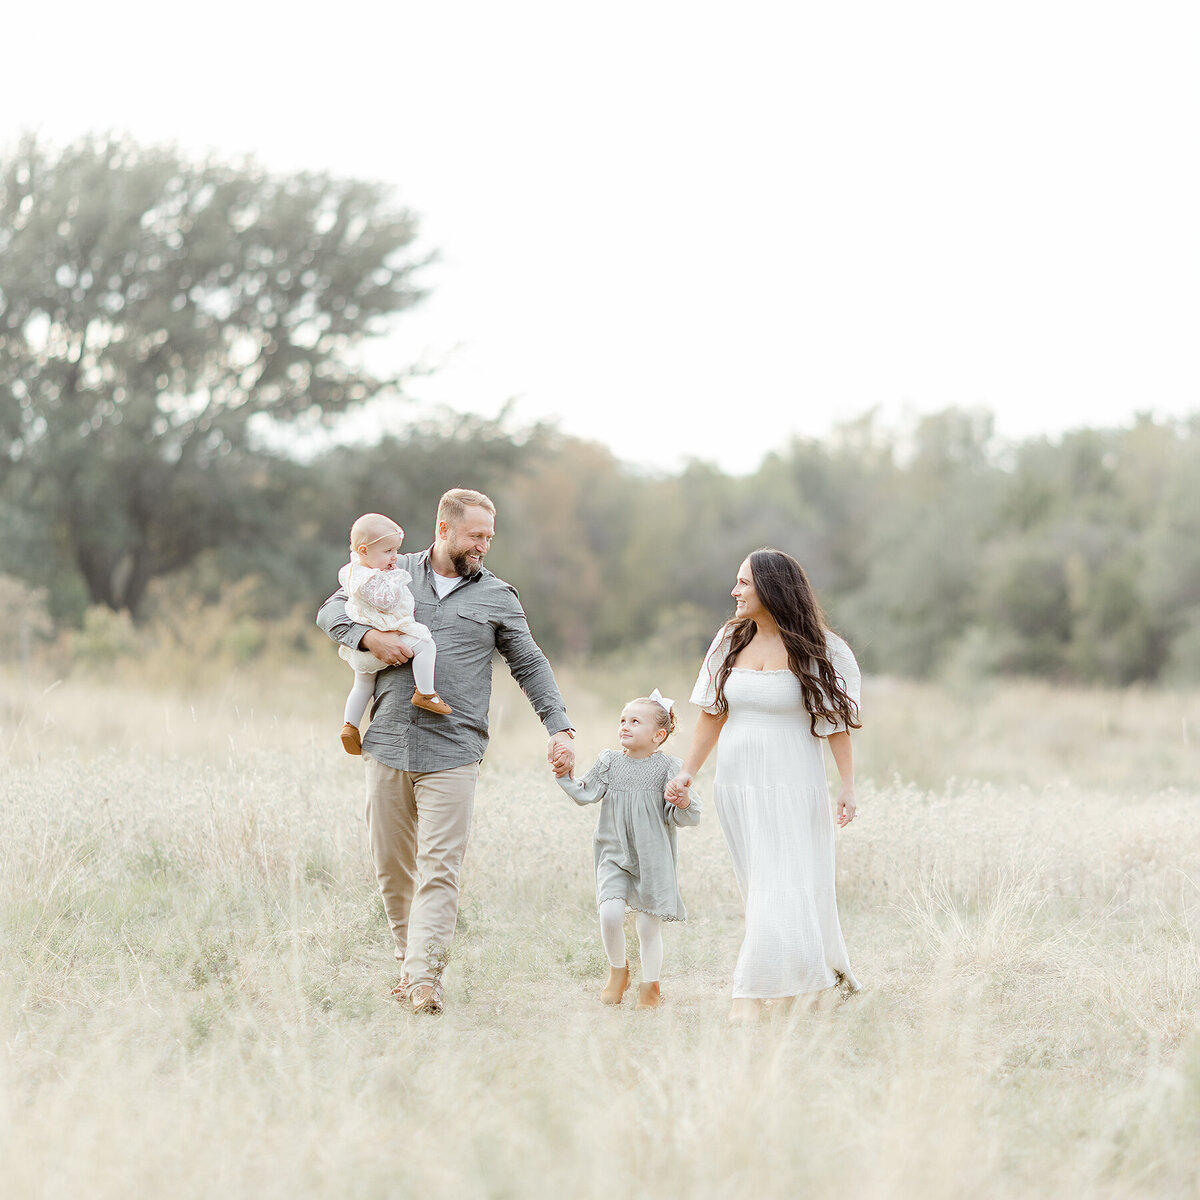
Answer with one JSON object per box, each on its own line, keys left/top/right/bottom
{"left": 4, "top": 2, "right": 1197, "bottom": 472}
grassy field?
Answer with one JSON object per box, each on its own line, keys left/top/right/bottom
{"left": 2, "top": 655, "right": 1199, "bottom": 1198}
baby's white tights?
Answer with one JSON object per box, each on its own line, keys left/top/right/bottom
{"left": 344, "top": 640, "right": 439, "bottom": 726}
{"left": 598, "top": 897, "right": 663, "bottom": 983}
{"left": 344, "top": 671, "right": 377, "bottom": 727}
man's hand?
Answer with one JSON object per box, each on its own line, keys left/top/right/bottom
{"left": 362, "top": 629, "right": 415, "bottom": 667}
{"left": 548, "top": 730, "right": 575, "bottom": 779}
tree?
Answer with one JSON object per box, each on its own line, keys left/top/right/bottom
{"left": 488, "top": 435, "right": 633, "bottom": 657}
{"left": 0, "top": 133, "right": 428, "bottom": 617}
{"left": 1140, "top": 418, "right": 1200, "bottom": 680}
{"left": 299, "top": 408, "right": 550, "bottom": 616}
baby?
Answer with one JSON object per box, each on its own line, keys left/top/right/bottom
{"left": 337, "top": 511, "right": 451, "bottom": 755}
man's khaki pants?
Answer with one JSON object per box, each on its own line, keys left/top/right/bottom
{"left": 363, "top": 756, "right": 479, "bottom": 988}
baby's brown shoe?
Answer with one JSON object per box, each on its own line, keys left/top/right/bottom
{"left": 636, "top": 981, "right": 662, "bottom": 1010}
{"left": 412, "top": 690, "right": 453, "bottom": 715}
{"left": 600, "top": 962, "right": 630, "bottom": 1005}
{"left": 340, "top": 722, "right": 362, "bottom": 755}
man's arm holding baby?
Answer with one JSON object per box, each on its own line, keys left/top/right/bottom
{"left": 316, "top": 591, "right": 415, "bottom": 666}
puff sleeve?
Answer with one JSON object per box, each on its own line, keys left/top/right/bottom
{"left": 811, "top": 632, "right": 862, "bottom": 737}
{"left": 556, "top": 748, "right": 612, "bottom": 807}
{"left": 688, "top": 627, "right": 733, "bottom": 715}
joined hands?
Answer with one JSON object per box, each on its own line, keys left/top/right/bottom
{"left": 547, "top": 731, "right": 575, "bottom": 779}
{"left": 664, "top": 770, "right": 693, "bottom": 809}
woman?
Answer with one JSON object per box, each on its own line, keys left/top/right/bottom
{"left": 666, "top": 548, "right": 861, "bottom": 1024}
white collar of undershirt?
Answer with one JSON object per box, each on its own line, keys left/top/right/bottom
{"left": 431, "top": 571, "right": 466, "bottom": 598}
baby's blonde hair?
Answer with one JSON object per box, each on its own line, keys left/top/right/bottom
{"left": 349, "top": 512, "right": 403, "bottom": 553}
{"left": 629, "top": 697, "right": 677, "bottom": 740}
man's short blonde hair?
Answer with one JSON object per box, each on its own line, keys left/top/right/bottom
{"left": 349, "top": 512, "right": 403, "bottom": 552}
{"left": 437, "top": 488, "right": 496, "bottom": 528}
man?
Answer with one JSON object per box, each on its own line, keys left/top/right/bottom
{"left": 317, "top": 488, "right": 575, "bottom": 1014}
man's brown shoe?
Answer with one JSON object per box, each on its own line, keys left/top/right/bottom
{"left": 600, "top": 962, "right": 630, "bottom": 1005}
{"left": 636, "top": 981, "right": 662, "bottom": 1010}
{"left": 341, "top": 723, "right": 362, "bottom": 754}
{"left": 412, "top": 690, "right": 453, "bottom": 715}
{"left": 410, "top": 983, "right": 443, "bottom": 1015}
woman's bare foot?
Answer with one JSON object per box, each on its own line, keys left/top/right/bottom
{"left": 727, "top": 997, "right": 763, "bottom": 1025}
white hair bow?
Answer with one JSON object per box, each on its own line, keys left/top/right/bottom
{"left": 648, "top": 688, "right": 674, "bottom": 714}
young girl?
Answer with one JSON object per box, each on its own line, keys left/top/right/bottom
{"left": 556, "top": 689, "right": 700, "bottom": 1009}
{"left": 337, "top": 512, "right": 451, "bottom": 756}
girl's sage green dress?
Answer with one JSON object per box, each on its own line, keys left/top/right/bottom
{"left": 557, "top": 749, "right": 701, "bottom": 921}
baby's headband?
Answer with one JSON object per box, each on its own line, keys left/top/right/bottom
{"left": 648, "top": 688, "right": 674, "bottom": 715}
{"left": 357, "top": 524, "right": 403, "bottom": 549}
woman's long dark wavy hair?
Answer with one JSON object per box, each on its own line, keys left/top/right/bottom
{"left": 713, "top": 548, "right": 861, "bottom": 736}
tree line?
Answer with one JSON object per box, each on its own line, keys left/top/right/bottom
{"left": 7, "top": 398, "right": 1200, "bottom": 686}
{"left": 3, "top": 134, "right": 1198, "bottom": 684}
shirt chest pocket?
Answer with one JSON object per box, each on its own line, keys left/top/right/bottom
{"left": 440, "top": 606, "right": 496, "bottom": 651}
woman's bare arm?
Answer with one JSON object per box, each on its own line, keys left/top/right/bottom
{"left": 665, "top": 710, "right": 727, "bottom": 801}
{"left": 827, "top": 729, "right": 856, "bottom": 826}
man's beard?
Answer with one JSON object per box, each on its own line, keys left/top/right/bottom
{"left": 450, "top": 546, "right": 484, "bottom": 578}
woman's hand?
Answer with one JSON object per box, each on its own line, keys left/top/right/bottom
{"left": 827, "top": 731, "right": 856, "bottom": 827}
{"left": 835, "top": 783, "right": 857, "bottom": 827}
{"left": 665, "top": 771, "right": 693, "bottom": 806}
{"left": 666, "top": 782, "right": 691, "bottom": 809}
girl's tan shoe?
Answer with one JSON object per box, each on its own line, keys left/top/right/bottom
{"left": 636, "top": 981, "right": 662, "bottom": 1010}
{"left": 341, "top": 723, "right": 362, "bottom": 754}
{"left": 600, "top": 962, "right": 630, "bottom": 1005}
{"left": 412, "top": 690, "right": 453, "bottom": 715}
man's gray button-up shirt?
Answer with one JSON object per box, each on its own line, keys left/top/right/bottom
{"left": 317, "top": 548, "right": 571, "bottom": 772}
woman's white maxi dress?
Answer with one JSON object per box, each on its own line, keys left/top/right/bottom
{"left": 690, "top": 629, "right": 861, "bottom": 999}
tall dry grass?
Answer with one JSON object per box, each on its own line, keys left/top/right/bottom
{"left": 2, "top": 654, "right": 1199, "bottom": 1198}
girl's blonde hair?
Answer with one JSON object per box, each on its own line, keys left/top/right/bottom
{"left": 349, "top": 512, "right": 403, "bottom": 552}
{"left": 630, "top": 696, "right": 677, "bottom": 740}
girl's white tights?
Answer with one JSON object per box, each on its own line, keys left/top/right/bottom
{"left": 635, "top": 913, "right": 664, "bottom": 982}
{"left": 598, "top": 898, "right": 663, "bottom": 982}
{"left": 344, "top": 641, "right": 439, "bottom": 727}
{"left": 598, "top": 898, "right": 626, "bottom": 967}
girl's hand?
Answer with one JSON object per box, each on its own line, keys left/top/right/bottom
{"left": 667, "top": 785, "right": 691, "bottom": 810}
{"left": 835, "top": 784, "right": 857, "bottom": 827}
{"left": 664, "top": 771, "right": 693, "bottom": 805}
{"left": 548, "top": 732, "right": 575, "bottom": 780}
